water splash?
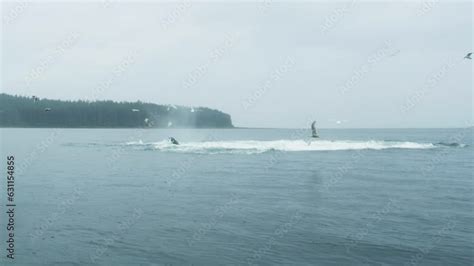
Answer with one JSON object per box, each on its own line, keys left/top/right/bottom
{"left": 124, "top": 139, "right": 445, "bottom": 154}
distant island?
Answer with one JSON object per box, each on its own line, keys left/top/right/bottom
{"left": 0, "top": 94, "right": 233, "bottom": 128}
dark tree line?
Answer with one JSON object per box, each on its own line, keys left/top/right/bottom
{"left": 0, "top": 94, "right": 233, "bottom": 128}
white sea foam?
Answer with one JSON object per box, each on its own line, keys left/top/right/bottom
{"left": 126, "top": 140, "right": 144, "bottom": 145}
{"left": 125, "top": 139, "right": 438, "bottom": 154}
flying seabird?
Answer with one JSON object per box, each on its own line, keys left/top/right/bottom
{"left": 144, "top": 118, "right": 153, "bottom": 127}
{"left": 131, "top": 109, "right": 140, "bottom": 112}
{"left": 44, "top": 108, "right": 52, "bottom": 112}
{"left": 464, "top": 52, "right": 472, "bottom": 60}
{"left": 328, "top": 119, "right": 349, "bottom": 125}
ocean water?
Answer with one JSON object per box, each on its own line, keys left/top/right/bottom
{"left": 0, "top": 128, "right": 472, "bottom": 265}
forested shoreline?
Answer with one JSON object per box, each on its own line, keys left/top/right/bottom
{"left": 0, "top": 94, "right": 233, "bottom": 128}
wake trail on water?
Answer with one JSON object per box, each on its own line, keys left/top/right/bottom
{"left": 123, "top": 139, "right": 462, "bottom": 154}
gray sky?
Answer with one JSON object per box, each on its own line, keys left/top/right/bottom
{"left": 1, "top": 1, "right": 472, "bottom": 128}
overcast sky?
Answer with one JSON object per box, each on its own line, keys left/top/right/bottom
{"left": 1, "top": 1, "right": 472, "bottom": 128}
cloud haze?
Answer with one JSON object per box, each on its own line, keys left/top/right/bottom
{"left": 1, "top": 1, "right": 472, "bottom": 128}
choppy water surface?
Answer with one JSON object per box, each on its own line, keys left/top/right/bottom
{"left": 0, "top": 128, "right": 472, "bottom": 265}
